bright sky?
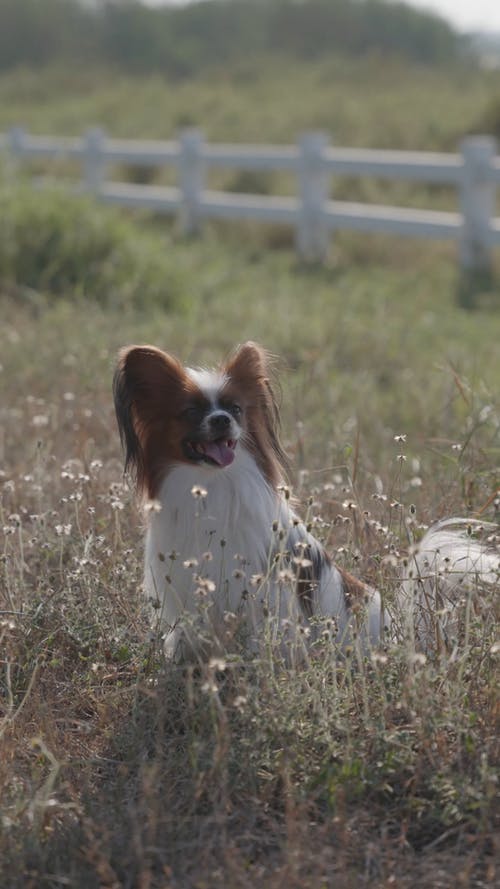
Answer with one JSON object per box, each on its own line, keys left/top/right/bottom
{"left": 406, "top": 0, "right": 500, "bottom": 32}
{"left": 143, "top": 0, "right": 500, "bottom": 33}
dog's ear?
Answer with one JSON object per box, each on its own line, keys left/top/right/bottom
{"left": 113, "top": 345, "right": 185, "bottom": 494}
{"left": 224, "top": 341, "right": 270, "bottom": 383}
{"left": 225, "top": 342, "right": 289, "bottom": 486}
{"left": 225, "top": 342, "right": 280, "bottom": 418}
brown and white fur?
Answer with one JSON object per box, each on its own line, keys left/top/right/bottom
{"left": 113, "top": 341, "right": 499, "bottom": 660}
{"left": 400, "top": 517, "right": 499, "bottom": 651}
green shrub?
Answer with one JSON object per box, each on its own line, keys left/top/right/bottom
{"left": 0, "top": 183, "right": 185, "bottom": 309}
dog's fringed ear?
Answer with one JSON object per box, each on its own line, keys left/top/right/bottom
{"left": 225, "top": 342, "right": 279, "bottom": 409}
{"left": 113, "top": 345, "right": 185, "bottom": 494}
{"left": 225, "top": 341, "right": 269, "bottom": 380}
{"left": 113, "top": 346, "right": 145, "bottom": 487}
{"left": 225, "top": 341, "right": 289, "bottom": 484}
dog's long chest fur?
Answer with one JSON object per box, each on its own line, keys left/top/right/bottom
{"left": 146, "top": 448, "right": 285, "bottom": 619}
{"left": 145, "top": 446, "right": 366, "bottom": 656}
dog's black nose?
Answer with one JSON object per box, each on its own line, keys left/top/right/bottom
{"left": 209, "top": 412, "right": 231, "bottom": 432}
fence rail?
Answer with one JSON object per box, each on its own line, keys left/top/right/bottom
{"left": 2, "top": 126, "right": 500, "bottom": 269}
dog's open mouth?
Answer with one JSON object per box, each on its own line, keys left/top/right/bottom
{"left": 186, "top": 438, "right": 237, "bottom": 468}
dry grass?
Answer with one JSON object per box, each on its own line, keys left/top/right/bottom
{"left": 1, "top": 225, "right": 499, "bottom": 887}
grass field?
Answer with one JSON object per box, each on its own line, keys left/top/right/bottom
{"left": 2, "top": 55, "right": 499, "bottom": 150}
{"left": 1, "top": 55, "right": 499, "bottom": 887}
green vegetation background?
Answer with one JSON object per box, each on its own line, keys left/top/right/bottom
{"left": 1, "top": 2, "right": 499, "bottom": 887}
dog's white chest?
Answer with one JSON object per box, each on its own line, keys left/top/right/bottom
{"left": 144, "top": 449, "right": 285, "bottom": 639}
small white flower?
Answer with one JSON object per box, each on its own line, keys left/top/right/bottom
{"left": 191, "top": 485, "right": 207, "bottom": 499}
{"left": 232, "top": 569, "right": 245, "bottom": 579}
{"left": 194, "top": 575, "right": 216, "bottom": 594}
{"left": 278, "top": 568, "right": 295, "bottom": 583}
{"left": 410, "top": 653, "right": 427, "bottom": 667}
{"left": 209, "top": 657, "right": 227, "bottom": 672}
{"left": 250, "top": 573, "right": 264, "bottom": 587}
{"left": 32, "top": 414, "right": 49, "bottom": 428}
{"left": 371, "top": 652, "right": 389, "bottom": 666}
{"left": 233, "top": 695, "right": 247, "bottom": 710}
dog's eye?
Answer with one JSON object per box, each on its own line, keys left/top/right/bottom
{"left": 180, "top": 405, "right": 202, "bottom": 421}
{"left": 219, "top": 399, "right": 242, "bottom": 418}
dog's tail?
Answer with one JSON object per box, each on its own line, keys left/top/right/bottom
{"left": 398, "top": 518, "right": 499, "bottom": 650}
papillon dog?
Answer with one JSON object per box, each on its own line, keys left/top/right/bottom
{"left": 113, "top": 341, "right": 499, "bottom": 660}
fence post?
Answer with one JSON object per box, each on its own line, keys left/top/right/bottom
{"left": 459, "top": 136, "right": 496, "bottom": 276}
{"left": 296, "top": 131, "right": 330, "bottom": 261}
{"left": 83, "top": 127, "right": 106, "bottom": 194}
{"left": 7, "top": 126, "right": 27, "bottom": 174}
{"left": 179, "top": 128, "right": 205, "bottom": 235}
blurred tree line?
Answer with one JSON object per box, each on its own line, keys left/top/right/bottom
{"left": 0, "top": 0, "right": 466, "bottom": 75}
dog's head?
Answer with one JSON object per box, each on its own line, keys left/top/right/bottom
{"left": 113, "top": 341, "right": 287, "bottom": 498}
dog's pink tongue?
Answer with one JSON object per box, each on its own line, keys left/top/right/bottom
{"left": 204, "top": 441, "right": 235, "bottom": 467}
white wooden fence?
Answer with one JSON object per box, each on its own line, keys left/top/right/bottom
{"left": 2, "top": 126, "right": 500, "bottom": 270}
